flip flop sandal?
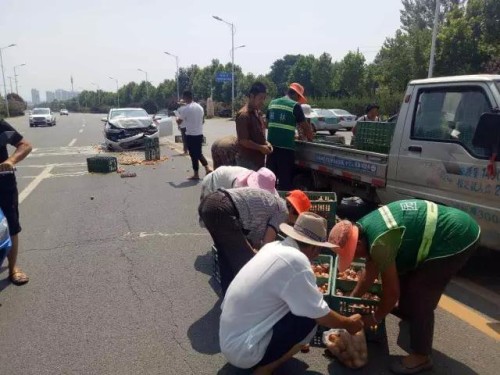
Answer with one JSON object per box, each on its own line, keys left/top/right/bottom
{"left": 10, "top": 271, "right": 30, "bottom": 286}
{"left": 390, "top": 357, "right": 433, "bottom": 374}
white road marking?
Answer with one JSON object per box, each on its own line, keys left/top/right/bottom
{"left": 17, "top": 162, "right": 87, "bottom": 168}
{"left": 135, "top": 232, "right": 210, "bottom": 238}
{"left": 82, "top": 124, "right": 86, "bottom": 128}
{"left": 19, "top": 165, "right": 54, "bottom": 204}
{"left": 68, "top": 138, "right": 77, "bottom": 147}
{"left": 79, "top": 129, "right": 83, "bottom": 134}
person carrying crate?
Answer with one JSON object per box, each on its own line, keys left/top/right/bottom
{"left": 219, "top": 212, "right": 364, "bottom": 374}
{"left": 328, "top": 199, "right": 480, "bottom": 374}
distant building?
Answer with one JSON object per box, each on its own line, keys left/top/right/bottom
{"left": 31, "top": 89, "right": 40, "bottom": 105}
{"left": 46, "top": 91, "right": 55, "bottom": 102}
{"left": 55, "top": 89, "right": 77, "bottom": 101}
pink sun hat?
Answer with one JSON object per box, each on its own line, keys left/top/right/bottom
{"left": 234, "top": 167, "right": 277, "bottom": 195}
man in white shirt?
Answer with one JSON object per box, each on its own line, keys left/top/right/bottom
{"left": 176, "top": 90, "right": 212, "bottom": 180}
{"left": 220, "top": 212, "right": 364, "bottom": 374}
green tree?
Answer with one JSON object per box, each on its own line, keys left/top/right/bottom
{"left": 400, "top": 0, "right": 465, "bottom": 31}
{"left": 311, "top": 53, "right": 334, "bottom": 97}
{"left": 268, "top": 54, "right": 301, "bottom": 95}
{"left": 334, "top": 51, "right": 366, "bottom": 97}
{"left": 287, "top": 55, "right": 316, "bottom": 96}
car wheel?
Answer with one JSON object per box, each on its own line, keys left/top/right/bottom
{"left": 329, "top": 130, "right": 337, "bottom": 135}
{"left": 29, "top": 124, "right": 33, "bottom": 127}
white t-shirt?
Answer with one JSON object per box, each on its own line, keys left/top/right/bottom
{"left": 200, "top": 166, "right": 249, "bottom": 202}
{"left": 219, "top": 237, "right": 330, "bottom": 369}
{"left": 179, "top": 101, "right": 204, "bottom": 135}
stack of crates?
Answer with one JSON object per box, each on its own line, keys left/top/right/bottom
{"left": 145, "top": 138, "right": 160, "bottom": 161}
{"left": 310, "top": 254, "right": 334, "bottom": 346}
{"left": 278, "top": 190, "right": 337, "bottom": 231}
{"left": 330, "top": 257, "right": 386, "bottom": 342}
{"left": 86, "top": 156, "right": 118, "bottom": 173}
{"left": 353, "top": 121, "right": 396, "bottom": 154}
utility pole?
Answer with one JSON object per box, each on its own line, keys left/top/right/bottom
{"left": 213, "top": 16, "right": 236, "bottom": 119}
{"left": 164, "top": 52, "right": 180, "bottom": 101}
{"left": 14, "top": 63, "right": 26, "bottom": 94}
{"left": 0, "top": 43, "right": 16, "bottom": 117}
{"left": 108, "top": 76, "right": 120, "bottom": 107}
{"left": 428, "top": 0, "right": 441, "bottom": 78}
{"left": 7, "top": 76, "right": 13, "bottom": 94}
{"left": 138, "top": 69, "right": 149, "bottom": 97}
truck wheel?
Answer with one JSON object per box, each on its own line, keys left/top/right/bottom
{"left": 292, "top": 173, "right": 313, "bottom": 191}
{"left": 329, "top": 130, "right": 337, "bottom": 135}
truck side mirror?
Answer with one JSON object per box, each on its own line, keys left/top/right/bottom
{"left": 473, "top": 112, "right": 500, "bottom": 152}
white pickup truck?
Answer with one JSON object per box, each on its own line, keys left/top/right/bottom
{"left": 294, "top": 75, "right": 500, "bottom": 251}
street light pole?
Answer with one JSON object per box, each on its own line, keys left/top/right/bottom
{"left": 213, "top": 15, "right": 236, "bottom": 119}
{"left": 108, "top": 76, "right": 120, "bottom": 107}
{"left": 138, "top": 68, "right": 149, "bottom": 97}
{"left": 428, "top": 0, "right": 440, "bottom": 78}
{"left": 0, "top": 43, "right": 16, "bottom": 117}
{"left": 13, "top": 63, "right": 26, "bottom": 94}
{"left": 230, "top": 45, "right": 246, "bottom": 99}
{"left": 7, "top": 76, "right": 13, "bottom": 94}
{"left": 164, "top": 52, "right": 180, "bottom": 101}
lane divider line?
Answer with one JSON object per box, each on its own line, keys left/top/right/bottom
{"left": 79, "top": 129, "right": 83, "bottom": 134}
{"left": 439, "top": 294, "right": 500, "bottom": 341}
{"left": 68, "top": 138, "right": 77, "bottom": 147}
{"left": 19, "top": 165, "right": 54, "bottom": 204}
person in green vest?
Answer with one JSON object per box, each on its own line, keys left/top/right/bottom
{"left": 328, "top": 199, "right": 480, "bottom": 375}
{"left": 266, "top": 83, "right": 314, "bottom": 190}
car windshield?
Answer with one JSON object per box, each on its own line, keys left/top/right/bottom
{"left": 331, "top": 109, "right": 352, "bottom": 116}
{"left": 33, "top": 109, "right": 50, "bottom": 114}
{"left": 315, "top": 109, "right": 335, "bottom": 117}
{"left": 110, "top": 109, "right": 148, "bottom": 119}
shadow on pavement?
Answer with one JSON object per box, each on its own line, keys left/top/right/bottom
{"left": 187, "top": 298, "right": 222, "bottom": 355}
{"left": 217, "top": 358, "right": 322, "bottom": 375}
{"left": 167, "top": 180, "right": 201, "bottom": 188}
{"left": 0, "top": 277, "right": 10, "bottom": 293}
{"left": 194, "top": 251, "right": 212, "bottom": 276}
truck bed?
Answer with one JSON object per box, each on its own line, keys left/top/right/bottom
{"left": 295, "top": 140, "right": 389, "bottom": 187}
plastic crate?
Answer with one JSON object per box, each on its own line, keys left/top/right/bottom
{"left": 278, "top": 191, "right": 337, "bottom": 231}
{"left": 310, "top": 254, "right": 334, "bottom": 347}
{"left": 330, "top": 257, "right": 386, "bottom": 342}
{"left": 86, "top": 156, "right": 117, "bottom": 173}
{"left": 353, "top": 121, "right": 396, "bottom": 154}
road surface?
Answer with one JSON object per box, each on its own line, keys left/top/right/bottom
{"left": 0, "top": 114, "right": 498, "bottom": 375}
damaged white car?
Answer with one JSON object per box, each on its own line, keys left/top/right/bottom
{"left": 102, "top": 108, "right": 159, "bottom": 151}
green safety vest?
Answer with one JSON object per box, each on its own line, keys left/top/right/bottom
{"left": 357, "top": 200, "right": 480, "bottom": 274}
{"left": 267, "top": 96, "right": 298, "bottom": 150}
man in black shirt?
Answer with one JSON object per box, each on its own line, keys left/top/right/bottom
{"left": 0, "top": 119, "right": 32, "bottom": 285}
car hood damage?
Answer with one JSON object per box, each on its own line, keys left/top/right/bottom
{"left": 108, "top": 117, "right": 152, "bottom": 129}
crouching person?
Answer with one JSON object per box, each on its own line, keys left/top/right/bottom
{"left": 219, "top": 212, "right": 364, "bottom": 375}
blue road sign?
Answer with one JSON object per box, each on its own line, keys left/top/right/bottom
{"left": 215, "top": 72, "right": 232, "bottom": 82}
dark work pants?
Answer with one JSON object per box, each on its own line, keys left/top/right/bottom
{"left": 266, "top": 147, "right": 294, "bottom": 191}
{"left": 198, "top": 191, "right": 254, "bottom": 294}
{"left": 186, "top": 135, "right": 208, "bottom": 173}
{"left": 180, "top": 127, "right": 188, "bottom": 153}
{"left": 398, "top": 240, "right": 479, "bottom": 355}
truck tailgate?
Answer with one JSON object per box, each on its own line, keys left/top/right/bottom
{"left": 295, "top": 140, "right": 389, "bottom": 187}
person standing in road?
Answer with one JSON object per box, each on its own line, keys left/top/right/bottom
{"left": 176, "top": 90, "right": 212, "bottom": 180}
{"left": 357, "top": 103, "right": 380, "bottom": 122}
{"left": 175, "top": 99, "right": 188, "bottom": 154}
{"left": 0, "top": 119, "right": 33, "bottom": 285}
{"left": 266, "top": 83, "right": 314, "bottom": 190}
{"left": 219, "top": 212, "right": 363, "bottom": 374}
{"left": 328, "top": 199, "right": 480, "bottom": 374}
{"left": 235, "top": 82, "right": 272, "bottom": 171}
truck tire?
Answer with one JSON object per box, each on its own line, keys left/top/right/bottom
{"left": 337, "top": 197, "right": 378, "bottom": 222}
{"left": 292, "top": 173, "right": 313, "bottom": 191}
{"left": 329, "top": 130, "right": 337, "bottom": 135}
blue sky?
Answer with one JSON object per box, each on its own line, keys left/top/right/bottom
{"left": 1, "top": 0, "right": 403, "bottom": 101}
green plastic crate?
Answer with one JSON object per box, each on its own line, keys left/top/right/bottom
{"left": 278, "top": 190, "right": 337, "bottom": 231}
{"left": 211, "top": 245, "right": 221, "bottom": 284}
{"left": 353, "top": 121, "right": 396, "bottom": 154}
{"left": 330, "top": 257, "right": 386, "bottom": 342}
{"left": 86, "top": 156, "right": 117, "bottom": 173}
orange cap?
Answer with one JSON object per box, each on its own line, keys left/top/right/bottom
{"left": 289, "top": 83, "right": 307, "bottom": 104}
{"left": 286, "top": 190, "right": 311, "bottom": 214}
{"left": 328, "top": 220, "right": 359, "bottom": 272}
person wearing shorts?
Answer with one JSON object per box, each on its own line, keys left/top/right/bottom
{"left": 0, "top": 119, "right": 33, "bottom": 285}
{"left": 219, "top": 212, "right": 363, "bottom": 374}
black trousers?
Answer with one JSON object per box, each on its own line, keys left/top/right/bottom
{"left": 198, "top": 191, "right": 254, "bottom": 294}
{"left": 398, "top": 240, "right": 479, "bottom": 355}
{"left": 186, "top": 135, "right": 208, "bottom": 172}
{"left": 180, "top": 127, "right": 188, "bottom": 153}
{"left": 266, "top": 147, "right": 294, "bottom": 191}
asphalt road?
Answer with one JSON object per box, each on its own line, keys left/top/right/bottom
{"left": 0, "top": 114, "right": 498, "bottom": 375}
